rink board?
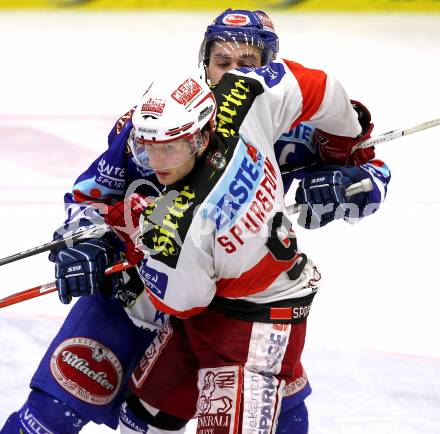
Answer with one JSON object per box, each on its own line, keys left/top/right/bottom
{"left": 1, "top": 0, "right": 440, "bottom": 12}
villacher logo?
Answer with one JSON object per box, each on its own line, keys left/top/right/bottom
{"left": 50, "top": 337, "right": 123, "bottom": 405}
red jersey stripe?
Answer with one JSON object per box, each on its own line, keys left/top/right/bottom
{"left": 283, "top": 60, "right": 327, "bottom": 129}
{"left": 147, "top": 291, "right": 205, "bottom": 319}
{"left": 216, "top": 252, "right": 296, "bottom": 298}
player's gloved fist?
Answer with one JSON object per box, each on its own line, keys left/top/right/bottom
{"left": 295, "top": 165, "right": 374, "bottom": 229}
{"left": 50, "top": 238, "right": 112, "bottom": 304}
{"left": 314, "top": 100, "right": 375, "bottom": 166}
{"left": 295, "top": 170, "right": 350, "bottom": 229}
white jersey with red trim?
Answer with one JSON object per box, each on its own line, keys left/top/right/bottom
{"left": 133, "top": 59, "right": 361, "bottom": 320}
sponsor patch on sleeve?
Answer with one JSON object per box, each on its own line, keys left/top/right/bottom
{"left": 139, "top": 262, "right": 169, "bottom": 299}
{"left": 254, "top": 63, "right": 286, "bottom": 88}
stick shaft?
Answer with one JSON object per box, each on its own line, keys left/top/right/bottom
{"left": 352, "top": 118, "right": 440, "bottom": 152}
{"left": 0, "top": 225, "right": 109, "bottom": 267}
{"left": 0, "top": 261, "right": 133, "bottom": 308}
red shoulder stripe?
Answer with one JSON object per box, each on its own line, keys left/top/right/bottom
{"left": 283, "top": 60, "right": 327, "bottom": 129}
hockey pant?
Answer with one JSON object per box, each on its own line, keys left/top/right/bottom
{"left": 3, "top": 296, "right": 157, "bottom": 432}
{"left": 128, "top": 309, "right": 310, "bottom": 434}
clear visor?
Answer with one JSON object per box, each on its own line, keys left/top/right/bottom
{"left": 128, "top": 129, "right": 203, "bottom": 171}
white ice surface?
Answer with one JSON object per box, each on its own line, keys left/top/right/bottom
{"left": 0, "top": 11, "right": 439, "bottom": 434}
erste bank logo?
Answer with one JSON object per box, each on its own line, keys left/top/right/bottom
{"left": 203, "top": 139, "right": 264, "bottom": 232}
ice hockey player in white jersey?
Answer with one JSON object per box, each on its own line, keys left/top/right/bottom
{"left": 117, "top": 56, "right": 373, "bottom": 434}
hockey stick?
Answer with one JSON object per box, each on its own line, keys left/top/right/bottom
{"left": 0, "top": 224, "right": 109, "bottom": 267}
{"left": 286, "top": 178, "right": 373, "bottom": 215}
{"left": 0, "top": 260, "right": 134, "bottom": 309}
{"left": 351, "top": 118, "right": 440, "bottom": 153}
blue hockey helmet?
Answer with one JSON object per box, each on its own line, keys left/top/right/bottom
{"left": 199, "top": 9, "right": 279, "bottom": 66}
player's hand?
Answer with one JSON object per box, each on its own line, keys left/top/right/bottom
{"left": 50, "top": 238, "right": 113, "bottom": 304}
{"left": 295, "top": 170, "right": 349, "bottom": 229}
{"left": 314, "top": 100, "right": 375, "bottom": 166}
{"left": 105, "top": 193, "right": 151, "bottom": 265}
{"left": 295, "top": 166, "right": 372, "bottom": 229}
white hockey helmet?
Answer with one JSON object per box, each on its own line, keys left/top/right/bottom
{"left": 129, "top": 68, "right": 216, "bottom": 171}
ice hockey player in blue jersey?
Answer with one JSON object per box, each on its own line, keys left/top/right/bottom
{"left": 199, "top": 10, "right": 389, "bottom": 230}
{"left": 1, "top": 8, "right": 390, "bottom": 434}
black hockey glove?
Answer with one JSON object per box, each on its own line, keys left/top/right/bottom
{"left": 49, "top": 238, "right": 116, "bottom": 304}
{"left": 295, "top": 166, "right": 371, "bottom": 229}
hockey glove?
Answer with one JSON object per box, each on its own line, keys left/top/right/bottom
{"left": 50, "top": 238, "right": 114, "bottom": 304}
{"left": 314, "top": 100, "right": 375, "bottom": 166}
{"left": 295, "top": 166, "right": 371, "bottom": 229}
{"left": 104, "top": 193, "right": 152, "bottom": 265}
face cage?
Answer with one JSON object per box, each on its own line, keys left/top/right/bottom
{"left": 128, "top": 129, "right": 204, "bottom": 171}
{"left": 199, "top": 31, "right": 271, "bottom": 67}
